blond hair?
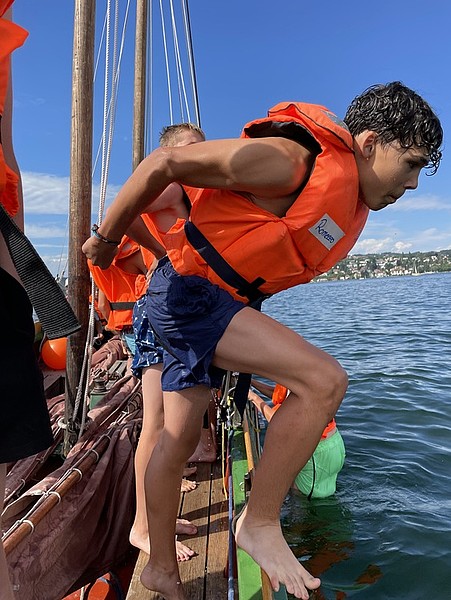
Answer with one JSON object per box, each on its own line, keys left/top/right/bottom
{"left": 159, "top": 122, "right": 206, "bottom": 147}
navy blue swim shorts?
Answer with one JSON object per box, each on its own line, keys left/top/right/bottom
{"left": 147, "top": 257, "right": 246, "bottom": 391}
{"left": 131, "top": 294, "right": 164, "bottom": 378}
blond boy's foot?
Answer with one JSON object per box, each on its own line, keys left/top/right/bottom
{"left": 130, "top": 518, "right": 197, "bottom": 554}
{"left": 187, "top": 430, "right": 217, "bottom": 463}
{"left": 141, "top": 561, "right": 186, "bottom": 600}
{"left": 129, "top": 528, "right": 194, "bottom": 563}
{"left": 176, "top": 518, "right": 198, "bottom": 536}
{"left": 183, "top": 464, "right": 197, "bottom": 477}
{"left": 176, "top": 538, "right": 195, "bottom": 562}
{"left": 234, "top": 509, "right": 321, "bottom": 600}
{"left": 181, "top": 478, "right": 197, "bottom": 493}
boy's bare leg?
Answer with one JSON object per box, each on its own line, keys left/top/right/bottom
{"left": 140, "top": 385, "right": 211, "bottom": 599}
{"left": 1, "top": 464, "right": 15, "bottom": 600}
{"left": 130, "top": 365, "right": 196, "bottom": 556}
{"left": 129, "top": 365, "right": 164, "bottom": 553}
{"left": 213, "top": 307, "right": 348, "bottom": 600}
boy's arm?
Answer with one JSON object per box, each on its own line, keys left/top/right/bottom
{"left": 126, "top": 216, "right": 166, "bottom": 259}
{"left": 248, "top": 389, "right": 276, "bottom": 423}
{"left": 83, "top": 137, "right": 311, "bottom": 268}
{"left": 250, "top": 378, "right": 275, "bottom": 400}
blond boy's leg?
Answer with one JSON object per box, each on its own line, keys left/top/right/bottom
{"left": 129, "top": 364, "right": 164, "bottom": 554}
{"left": 140, "top": 385, "right": 211, "bottom": 599}
{"left": 213, "top": 307, "right": 348, "bottom": 599}
{"left": 130, "top": 364, "right": 197, "bottom": 558}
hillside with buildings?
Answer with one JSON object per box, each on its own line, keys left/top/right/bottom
{"left": 314, "top": 250, "right": 451, "bottom": 281}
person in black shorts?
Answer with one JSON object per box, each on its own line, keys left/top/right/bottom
{"left": 0, "top": 6, "right": 54, "bottom": 598}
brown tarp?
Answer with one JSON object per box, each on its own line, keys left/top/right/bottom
{"left": 2, "top": 341, "right": 143, "bottom": 599}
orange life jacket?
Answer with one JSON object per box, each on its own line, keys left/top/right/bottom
{"left": 141, "top": 213, "right": 165, "bottom": 247}
{"left": 0, "top": 7, "right": 27, "bottom": 216}
{"left": 140, "top": 183, "right": 195, "bottom": 248}
{"left": 164, "top": 102, "right": 369, "bottom": 302}
{"left": 88, "top": 236, "right": 153, "bottom": 331}
{"left": 272, "top": 384, "right": 336, "bottom": 439}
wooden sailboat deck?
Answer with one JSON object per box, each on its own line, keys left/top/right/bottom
{"left": 126, "top": 460, "right": 230, "bottom": 599}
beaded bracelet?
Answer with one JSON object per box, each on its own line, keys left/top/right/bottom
{"left": 91, "top": 224, "right": 121, "bottom": 246}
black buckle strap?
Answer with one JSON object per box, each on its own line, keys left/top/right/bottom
{"left": 110, "top": 301, "right": 135, "bottom": 310}
{"left": 184, "top": 220, "right": 268, "bottom": 305}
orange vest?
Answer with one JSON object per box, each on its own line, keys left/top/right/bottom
{"left": 88, "top": 236, "right": 153, "bottom": 330}
{"left": 0, "top": 5, "right": 27, "bottom": 216}
{"left": 272, "top": 384, "right": 336, "bottom": 439}
{"left": 164, "top": 102, "right": 369, "bottom": 301}
{"left": 141, "top": 213, "right": 165, "bottom": 247}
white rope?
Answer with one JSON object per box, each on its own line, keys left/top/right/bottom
{"left": 169, "top": 0, "right": 191, "bottom": 122}
{"left": 181, "top": 0, "right": 201, "bottom": 126}
{"left": 92, "top": 0, "right": 131, "bottom": 176}
{"left": 145, "top": 0, "right": 153, "bottom": 154}
{"left": 71, "top": 0, "right": 113, "bottom": 436}
{"left": 75, "top": 0, "right": 131, "bottom": 440}
{"left": 159, "top": 0, "right": 173, "bottom": 123}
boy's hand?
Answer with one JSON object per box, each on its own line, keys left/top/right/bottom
{"left": 82, "top": 236, "right": 118, "bottom": 269}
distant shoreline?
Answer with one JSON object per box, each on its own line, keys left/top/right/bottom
{"left": 314, "top": 250, "right": 451, "bottom": 282}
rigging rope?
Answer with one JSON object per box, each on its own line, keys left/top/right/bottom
{"left": 158, "top": 0, "right": 174, "bottom": 124}
{"left": 74, "top": 0, "right": 129, "bottom": 439}
{"left": 169, "top": 0, "right": 191, "bottom": 123}
{"left": 72, "top": 0, "right": 203, "bottom": 438}
{"left": 181, "top": 0, "right": 201, "bottom": 127}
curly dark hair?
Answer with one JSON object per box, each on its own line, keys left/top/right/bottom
{"left": 344, "top": 82, "right": 443, "bottom": 174}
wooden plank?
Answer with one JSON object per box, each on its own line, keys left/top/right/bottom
{"left": 125, "top": 551, "right": 152, "bottom": 600}
{"left": 125, "top": 460, "right": 228, "bottom": 600}
{"left": 177, "top": 462, "right": 210, "bottom": 599}
{"left": 204, "top": 460, "right": 229, "bottom": 599}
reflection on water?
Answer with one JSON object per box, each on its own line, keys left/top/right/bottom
{"left": 263, "top": 274, "right": 451, "bottom": 599}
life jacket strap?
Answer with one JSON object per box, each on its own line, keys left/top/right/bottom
{"left": 110, "top": 301, "right": 135, "bottom": 310}
{"left": 184, "top": 221, "right": 270, "bottom": 417}
{"left": 184, "top": 220, "right": 269, "bottom": 305}
{"left": 0, "top": 203, "right": 80, "bottom": 339}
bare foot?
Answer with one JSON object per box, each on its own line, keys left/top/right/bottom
{"left": 176, "top": 518, "right": 198, "bottom": 536}
{"left": 183, "top": 464, "right": 197, "bottom": 477}
{"left": 141, "top": 561, "right": 186, "bottom": 600}
{"left": 131, "top": 519, "right": 197, "bottom": 554}
{"left": 180, "top": 478, "right": 197, "bottom": 493}
{"left": 176, "top": 538, "right": 195, "bottom": 562}
{"left": 129, "top": 525, "right": 151, "bottom": 555}
{"left": 129, "top": 528, "right": 194, "bottom": 563}
{"left": 234, "top": 509, "right": 321, "bottom": 600}
{"left": 187, "top": 428, "right": 217, "bottom": 463}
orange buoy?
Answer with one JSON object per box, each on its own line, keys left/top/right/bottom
{"left": 41, "top": 337, "right": 67, "bottom": 370}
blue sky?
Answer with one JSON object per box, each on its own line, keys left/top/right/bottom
{"left": 9, "top": 0, "right": 451, "bottom": 276}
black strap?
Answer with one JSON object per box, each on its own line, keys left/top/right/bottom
{"left": 110, "top": 301, "right": 135, "bottom": 310}
{"left": 184, "top": 221, "right": 269, "bottom": 417}
{"left": 0, "top": 203, "right": 80, "bottom": 339}
{"left": 232, "top": 373, "right": 252, "bottom": 419}
{"left": 184, "top": 220, "right": 268, "bottom": 304}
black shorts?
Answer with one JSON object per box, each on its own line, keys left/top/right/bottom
{"left": 0, "top": 267, "right": 54, "bottom": 463}
{"left": 147, "top": 257, "right": 246, "bottom": 391}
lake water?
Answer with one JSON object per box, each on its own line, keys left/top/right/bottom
{"left": 261, "top": 273, "right": 451, "bottom": 600}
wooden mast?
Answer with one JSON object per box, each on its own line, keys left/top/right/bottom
{"left": 132, "top": 0, "right": 148, "bottom": 170}
{"left": 64, "top": 0, "right": 96, "bottom": 453}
